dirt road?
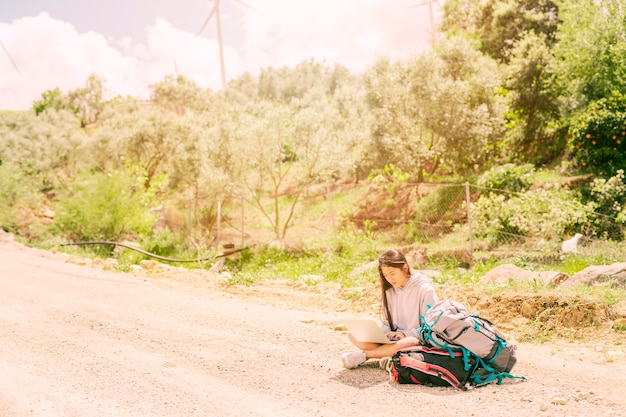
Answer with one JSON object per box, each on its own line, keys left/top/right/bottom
{"left": 1, "top": 237, "right": 625, "bottom": 417}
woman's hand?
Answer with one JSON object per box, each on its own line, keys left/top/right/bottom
{"left": 386, "top": 331, "right": 406, "bottom": 341}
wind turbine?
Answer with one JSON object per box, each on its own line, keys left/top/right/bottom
{"left": 0, "top": 40, "right": 20, "bottom": 75}
{"left": 412, "top": 0, "right": 441, "bottom": 46}
{"left": 197, "top": 0, "right": 257, "bottom": 90}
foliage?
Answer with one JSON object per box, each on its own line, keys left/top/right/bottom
{"left": 441, "top": 0, "right": 559, "bottom": 63}
{"left": 363, "top": 35, "right": 506, "bottom": 179}
{"left": 471, "top": 188, "right": 594, "bottom": 243}
{"left": 568, "top": 91, "right": 626, "bottom": 177}
{"left": 412, "top": 35, "right": 507, "bottom": 174}
{"left": 52, "top": 167, "right": 160, "bottom": 241}
{"left": 226, "top": 230, "right": 380, "bottom": 287}
{"left": 442, "top": 1, "right": 564, "bottom": 164}
{"left": 477, "top": 163, "right": 536, "bottom": 192}
{"left": 150, "top": 75, "right": 210, "bottom": 115}
{"left": 138, "top": 227, "right": 189, "bottom": 258}
{"left": 0, "top": 162, "right": 42, "bottom": 233}
{"left": 406, "top": 184, "right": 467, "bottom": 243}
{"left": 553, "top": 0, "right": 626, "bottom": 110}
{"left": 369, "top": 164, "right": 410, "bottom": 194}
{"left": 68, "top": 74, "right": 106, "bottom": 127}
{"left": 32, "top": 87, "right": 67, "bottom": 115}
{"left": 502, "top": 31, "right": 565, "bottom": 163}
{"left": 0, "top": 109, "right": 86, "bottom": 188}
{"left": 581, "top": 169, "right": 626, "bottom": 240}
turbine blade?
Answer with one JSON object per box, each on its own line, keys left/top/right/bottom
{"left": 411, "top": 0, "right": 437, "bottom": 7}
{"left": 0, "top": 40, "right": 20, "bottom": 75}
{"left": 232, "top": 0, "right": 261, "bottom": 15}
{"left": 197, "top": 6, "right": 217, "bottom": 36}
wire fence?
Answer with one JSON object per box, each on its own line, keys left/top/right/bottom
{"left": 204, "top": 180, "right": 623, "bottom": 262}
{"left": 336, "top": 181, "right": 624, "bottom": 261}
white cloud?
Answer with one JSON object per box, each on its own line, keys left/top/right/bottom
{"left": 0, "top": 1, "right": 440, "bottom": 110}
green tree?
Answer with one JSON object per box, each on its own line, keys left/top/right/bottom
{"left": 364, "top": 36, "right": 506, "bottom": 179}
{"left": 68, "top": 74, "right": 106, "bottom": 127}
{"left": 362, "top": 58, "right": 426, "bottom": 178}
{"left": 0, "top": 109, "right": 86, "bottom": 188}
{"left": 442, "top": 0, "right": 562, "bottom": 164}
{"left": 502, "top": 31, "right": 565, "bottom": 163}
{"left": 553, "top": 0, "right": 626, "bottom": 112}
{"left": 150, "top": 75, "right": 213, "bottom": 115}
{"left": 32, "top": 87, "right": 68, "bottom": 115}
{"left": 415, "top": 35, "right": 507, "bottom": 174}
{"left": 441, "top": 0, "right": 559, "bottom": 63}
{"left": 91, "top": 106, "right": 194, "bottom": 188}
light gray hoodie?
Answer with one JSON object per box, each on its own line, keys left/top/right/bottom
{"left": 380, "top": 271, "right": 438, "bottom": 339}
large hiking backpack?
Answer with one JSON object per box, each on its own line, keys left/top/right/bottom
{"left": 417, "top": 299, "right": 525, "bottom": 386}
{"left": 388, "top": 346, "right": 477, "bottom": 391}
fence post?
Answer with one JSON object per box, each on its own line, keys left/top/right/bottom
{"left": 326, "top": 181, "right": 337, "bottom": 241}
{"left": 465, "top": 182, "right": 474, "bottom": 257}
{"left": 216, "top": 200, "right": 221, "bottom": 250}
{"left": 241, "top": 196, "right": 245, "bottom": 248}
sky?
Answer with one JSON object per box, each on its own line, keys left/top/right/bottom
{"left": 0, "top": 0, "right": 443, "bottom": 110}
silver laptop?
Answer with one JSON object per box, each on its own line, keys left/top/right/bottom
{"left": 342, "top": 317, "right": 394, "bottom": 344}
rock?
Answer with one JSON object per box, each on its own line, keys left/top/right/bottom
{"left": 559, "top": 262, "right": 626, "bottom": 288}
{"left": 67, "top": 256, "right": 91, "bottom": 266}
{"left": 104, "top": 258, "right": 118, "bottom": 270}
{"left": 520, "top": 301, "right": 535, "bottom": 318}
{"left": 139, "top": 259, "right": 168, "bottom": 271}
{"left": 40, "top": 206, "right": 55, "bottom": 219}
{"left": 481, "top": 264, "right": 568, "bottom": 287}
{"left": 91, "top": 258, "right": 105, "bottom": 269}
{"left": 402, "top": 246, "right": 429, "bottom": 268}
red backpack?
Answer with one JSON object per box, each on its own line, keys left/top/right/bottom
{"left": 387, "top": 346, "right": 477, "bottom": 391}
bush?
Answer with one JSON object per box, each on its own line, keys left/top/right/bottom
{"left": 583, "top": 169, "right": 626, "bottom": 240}
{"left": 139, "top": 227, "right": 187, "bottom": 258}
{"left": 52, "top": 168, "right": 159, "bottom": 241}
{"left": 0, "top": 162, "right": 42, "bottom": 233}
{"left": 471, "top": 188, "right": 594, "bottom": 243}
{"left": 569, "top": 91, "right": 626, "bottom": 177}
{"left": 477, "top": 163, "right": 536, "bottom": 193}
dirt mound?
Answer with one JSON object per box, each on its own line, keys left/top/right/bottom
{"left": 215, "top": 277, "right": 624, "bottom": 345}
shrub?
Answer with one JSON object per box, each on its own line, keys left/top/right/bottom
{"left": 477, "top": 163, "right": 536, "bottom": 193}
{"left": 0, "top": 162, "right": 42, "bottom": 233}
{"left": 52, "top": 168, "right": 159, "bottom": 241}
{"left": 471, "top": 188, "right": 594, "bottom": 243}
{"left": 569, "top": 91, "right": 626, "bottom": 177}
{"left": 583, "top": 169, "right": 626, "bottom": 240}
{"left": 139, "top": 227, "right": 188, "bottom": 258}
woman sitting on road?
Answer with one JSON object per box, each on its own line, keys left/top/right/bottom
{"left": 341, "top": 248, "right": 438, "bottom": 369}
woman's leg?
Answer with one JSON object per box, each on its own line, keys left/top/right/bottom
{"left": 347, "top": 333, "right": 420, "bottom": 358}
{"left": 343, "top": 334, "right": 420, "bottom": 368}
{"left": 347, "top": 333, "right": 384, "bottom": 352}
{"left": 363, "top": 336, "right": 419, "bottom": 359}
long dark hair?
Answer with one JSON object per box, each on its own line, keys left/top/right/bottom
{"left": 378, "top": 248, "right": 409, "bottom": 331}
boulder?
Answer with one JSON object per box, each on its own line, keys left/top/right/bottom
{"left": 559, "top": 262, "right": 626, "bottom": 288}
{"left": 481, "top": 263, "right": 568, "bottom": 287}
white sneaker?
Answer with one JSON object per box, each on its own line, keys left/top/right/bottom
{"left": 341, "top": 351, "right": 366, "bottom": 369}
